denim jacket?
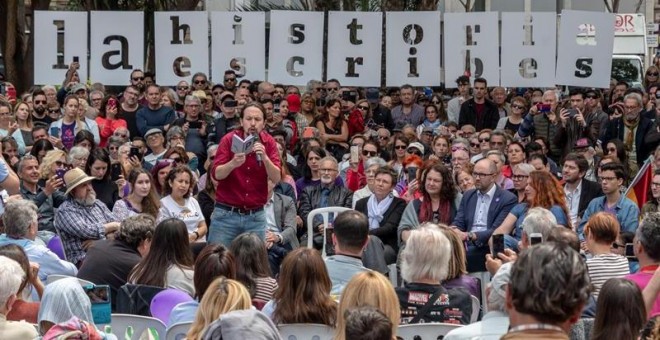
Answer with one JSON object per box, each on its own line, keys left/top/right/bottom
{"left": 578, "top": 195, "right": 639, "bottom": 240}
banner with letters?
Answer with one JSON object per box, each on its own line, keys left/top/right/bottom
{"left": 33, "top": 10, "right": 616, "bottom": 88}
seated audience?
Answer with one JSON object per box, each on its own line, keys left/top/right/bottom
{"left": 77, "top": 214, "right": 155, "bottom": 309}
{"left": 54, "top": 167, "right": 120, "bottom": 266}
{"left": 169, "top": 244, "right": 236, "bottom": 326}
{"left": 264, "top": 178, "right": 298, "bottom": 276}
{"left": 397, "top": 226, "right": 472, "bottom": 325}
{"left": 438, "top": 225, "right": 480, "bottom": 298}
{"left": 343, "top": 306, "right": 394, "bottom": 340}
{"left": 501, "top": 243, "right": 590, "bottom": 339}
{"left": 85, "top": 148, "right": 119, "bottom": 210}
{"left": 0, "top": 256, "right": 39, "bottom": 339}
{"left": 159, "top": 165, "right": 207, "bottom": 243}
{"left": 186, "top": 277, "right": 252, "bottom": 340}
{"left": 335, "top": 271, "right": 400, "bottom": 340}
{"left": 230, "top": 233, "right": 278, "bottom": 301}
{"left": 627, "top": 212, "right": 660, "bottom": 316}
{"left": 583, "top": 212, "right": 630, "bottom": 298}
{"left": 128, "top": 218, "right": 195, "bottom": 297}
{"left": 0, "top": 244, "right": 40, "bottom": 323}
{"left": 592, "top": 278, "right": 646, "bottom": 340}
{"left": 112, "top": 168, "right": 160, "bottom": 220}
{"left": 263, "top": 248, "right": 337, "bottom": 326}
{"left": 324, "top": 210, "right": 370, "bottom": 295}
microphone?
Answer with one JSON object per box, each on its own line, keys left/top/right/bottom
{"left": 253, "top": 132, "right": 262, "bottom": 166}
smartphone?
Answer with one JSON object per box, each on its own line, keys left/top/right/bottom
{"left": 84, "top": 285, "right": 111, "bottom": 325}
{"left": 107, "top": 98, "right": 117, "bottom": 111}
{"left": 530, "top": 233, "right": 543, "bottom": 245}
{"left": 302, "top": 127, "right": 316, "bottom": 139}
{"left": 188, "top": 121, "right": 202, "bottom": 129}
{"left": 224, "top": 100, "right": 237, "bottom": 108}
{"left": 407, "top": 166, "right": 418, "bottom": 183}
{"left": 492, "top": 234, "right": 505, "bottom": 257}
{"left": 50, "top": 127, "right": 60, "bottom": 138}
{"left": 342, "top": 91, "right": 358, "bottom": 103}
{"left": 567, "top": 108, "right": 577, "bottom": 118}
{"left": 73, "top": 56, "right": 79, "bottom": 63}
{"left": 625, "top": 243, "right": 636, "bottom": 259}
{"left": 350, "top": 146, "right": 359, "bottom": 163}
{"left": 537, "top": 103, "right": 551, "bottom": 113}
{"left": 55, "top": 168, "right": 66, "bottom": 180}
{"left": 129, "top": 146, "right": 142, "bottom": 161}
{"left": 110, "top": 163, "right": 122, "bottom": 181}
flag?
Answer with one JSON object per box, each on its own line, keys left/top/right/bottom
{"left": 625, "top": 158, "right": 654, "bottom": 210}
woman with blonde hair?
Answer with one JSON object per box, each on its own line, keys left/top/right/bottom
{"left": 38, "top": 149, "right": 68, "bottom": 181}
{"left": 186, "top": 277, "right": 251, "bottom": 340}
{"left": 335, "top": 271, "right": 400, "bottom": 340}
{"left": 437, "top": 224, "right": 480, "bottom": 298}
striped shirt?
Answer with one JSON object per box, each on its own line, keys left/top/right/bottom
{"left": 254, "top": 276, "right": 278, "bottom": 302}
{"left": 586, "top": 253, "right": 630, "bottom": 298}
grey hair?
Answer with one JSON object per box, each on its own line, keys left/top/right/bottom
{"left": 364, "top": 157, "right": 386, "bottom": 169}
{"left": 0, "top": 256, "right": 25, "bottom": 307}
{"left": 319, "top": 156, "right": 338, "bottom": 169}
{"left": 68, "top": 146, "right": 90, "bottom": 164}
{"left": 116, "top": 214, "right": 156, "bottom": 251}
{"left": 513, "top": 163, "right": 535, "bottom": 175}
{"left": 191, "top": 72, "right": 207, "bottom": 82}
{"left": 42, "top": 85, "right": 56, "bottom": 92}
{"left": 2, "top": 199, "right": 37, "bottom": 238}
{"left": 107, "top": 136, "right": 124, "bottom": 147}
{"left": 184, "top": 95, "right": 201, "bottom": 106}
{"left": 521, "top": 207, "right": 558, "bottom": 243}
{"left": 167, "top": 125, "right": 186, "bottom": 141}
{"left": 118, "top": 142, "right": 132, "bottom": 156}
{"left": 113, "top": 127, "right": 130, "bottom": 139}
{"left": 306, "top": 79, "right": 322, "bottom": 93}
{"left": 543, "top": 89, "right": 559, "bottom": 103}
{"left": 89, "top": 90, "right": 104, "bottom": 100}
{"left": 637, "top": 212, "right": 660, "bottom": 261}
{"left": 452, "top": 137, "right": 469, "bottom": 149}
{"left": 624, "top": 92, "right": 643, "bottom": 108}
{"left": 509, "top": 242, "right": 591, "bottom": 324}
{"left": 486, "top": 150, "right": 506, "bottom": 163}
{"left": 488, "top": 262, "right": 512, "bottom": 312}
{"left": 207, "top": 144, "right": 218, "bottom": 156}
{"left": 401, "top": 226, "right": 451, "bottom": 282}
{"left": 490, "top": 129, "right": 509, "bottom": 141}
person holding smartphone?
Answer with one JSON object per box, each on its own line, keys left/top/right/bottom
{"left": 172, "top": 95, "right": 207, "bottom": 172}
{"left": 96, "top": 95, "right": 127, "bottom": 148}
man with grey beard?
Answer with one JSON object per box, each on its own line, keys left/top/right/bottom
{"left": 54, "top": 168, "right": 119, "bottom": 267}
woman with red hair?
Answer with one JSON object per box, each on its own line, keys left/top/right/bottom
{"left": 394, "top": 154, "right": 424, "bottom": 202}
{"left": 492, "top": 170, "right": 570, "bottom": 250}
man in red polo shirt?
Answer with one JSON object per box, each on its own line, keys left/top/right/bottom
{"left": 208, "top": 102, "right": 281, "bottom": 246}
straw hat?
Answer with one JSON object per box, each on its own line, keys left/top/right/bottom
{"left": 63, "top": 168, "right": 96, "bottom": 196}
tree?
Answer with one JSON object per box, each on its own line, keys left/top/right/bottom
{"left": 0, "top": 0, "right": 52, "bottom": 93}
{"left": 603, "top": 0, "right": 644, "bottom": 13}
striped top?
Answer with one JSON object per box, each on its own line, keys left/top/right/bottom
{"left": 254, "top": 276, "right": 279, "bottom": 302}
{"left": 586, "top": 253, "right": 630, "bottom": 298}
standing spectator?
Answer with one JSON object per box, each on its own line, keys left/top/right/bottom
{"left": 31, "top": 90, "right": 53, "bottom": 126}
{"left": 208, "top": 103, "right": 281, "bottom": 246}
{"left": 583, "top": 89, "right": 609, "bottom": 145}
{"left": 392, "top": 84, "right": 424, "bottom": 127}
{"left": 50, "top": 95, "right": 88, "bottom": 150}
{"left": 119, "top": 86, "right": 142, "bottom": 139}
{"left": 583, "top": 212, "right": 630, "bottom": 298}
{"left": 96, "top": 95, "right": 126, "bottom": 148}
{"left": 518, "top": 90, "right": 561, "bottom": 162}
{"left": 554, "top": 89, "right": 590, "bottom": 160}
{"left": 447, "top": 76, "right": 471, "bottom": 124}
{"left": 492, "top": 86, "right": 510, "bottom": 118}
{"left": 365, "top": 88, "right": 394, "bottom": 130}
{"left": 77, "top": 214, "right": 155, "bottom": 309}
{"left": 579, "top": 162, "right": 639, "bottom": 239}
{"left": 627, "top": 212, "right": 660, "bottom": 316}
{"left": 458, "top": 78, "right": 499, "bottom": 131}
{"left": 54, "top": 168, "right": 120, "bottom": 266}
{"left": 136, "top": 84, "right": 176, "bottom": 137}
{"left": 497, "top": 97, "right": 526, "bottom": 136}
{"left": 501, "top": 243, "right": 590, "bottom": 339}
{"left": 313, "top": 99, "right": 349, "bottom": 160}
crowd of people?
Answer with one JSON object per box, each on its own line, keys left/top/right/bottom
{"left": 2, "top": 62, "right": 660, "bottom": 339}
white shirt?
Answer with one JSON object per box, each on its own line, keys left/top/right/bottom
{"left": 564, "top": 180, "right": 582, "bottom": 227}
{"left": 159, "top": 195, "right": 205, "bottom": 242}
{"left": 472, "top": 184, "right": 497, "bottom": 232}
{"left": 264, "top": 194, "right": 279, "bottom": 233}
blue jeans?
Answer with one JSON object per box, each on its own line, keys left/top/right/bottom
{"left": 207, "top": 206, "right": 266, "bottom": 247}
{"left": 504, "top": 234, "right": 520, "bottom": 252}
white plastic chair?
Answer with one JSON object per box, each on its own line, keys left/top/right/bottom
{"left": 470, "top": 295, "right": 480, "bottom": 323}
{"left": 397, "top": 323, "right": 464, "bottom": 340}
{"left": 107, "top": 314, "right": 166, "bottom": 339}
{"left": 166, "top": 322, "right": 193, "bottom": 340}
{"left": 388, "top": 263, "right": 398, "bottom": 287}
{"left": 278, "top": 323, "right": 335, "bottom": 340}
{"left": 306, "top": 207, "right": 352, "bottom": 257}
{"left": 467, "top": 271, "right": 491, "bottom": 313}
{"left": 46, "top": 274, "right": 94, "bottom": 287}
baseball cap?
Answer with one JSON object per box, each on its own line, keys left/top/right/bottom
{"left": 574, "top": 138, "right": 592, "bottom": 149}
{"left": 366, "top": 88, "right": 380, "bottom": 104}
{"left": 408, "top": 142, "right": 425, "bottom": 154}
{"left": 144, "top": 128, "right": 163, "bottom": 139}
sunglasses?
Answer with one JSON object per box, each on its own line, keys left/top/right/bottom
{"left": 54, "top": 160, "right": 69, "bottom": 167}
{"left": 611, "top": 243, "right": 626, "bottom": 249}
{"left": 362, "top": 150, "right": 377, "bottom": 157}
{"left": 407, "top": 149, "right": 422, "bottom": 156}
{"left": 470, "top": 143, "right": 480, "bottom": 147}
{"left": 479, "top": 138, "right": 490, "bottom": 143}
{"left": 170, "top": 157, "right": 182, "bottom": 164}
{"left": 394, "top": 145, "right": 407, "bottom": 150}
{"left": 511, "top": 104, "right": 525, "bottom": 110}
{"left": 357, "top": 106, "right": 369, "bottom": 111}
{"left": 114, "top": 134, "right": 128, "bottom": 138}
{"left": 224, "top": 78, "right": 236, "bottom": 82}
{"left": 132, "top": 77, "right": 145, "bottom": 81}
{"left": 213, "top": 91, "right": 223, "bottom": 96}
{"left": 586, "top": 95, "right": 598, "bottom": 99}
{"left": 194, "top": 80, "right": 206, "bottom": 84}
{"left": 48, "top": 109, "right": 60, "bottom": 113}
{"left": 649, "top": 72, "right": 659, "bottom": 76}
{"left": 177, "top": 86, "right": 189, "bottom": 91}
{"left": 34, "top": 100, "right": 47, "bottom": 105}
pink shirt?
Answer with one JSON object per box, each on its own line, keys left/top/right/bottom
{"left": 626, "top": 265, "right": 660, "bottom": 317}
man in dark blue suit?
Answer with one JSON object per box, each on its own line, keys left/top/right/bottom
{"left": 450, "top": 158, "right": 517, "bottom": 272}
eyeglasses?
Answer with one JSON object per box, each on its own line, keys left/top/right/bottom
{"left": 479, "top": 138, "right": 490, "bottom": 143}
{"left": 652, "top": 182, "right": 660, "bottom": 188}
{"left": 470, "top": 143, "right": 480, "bottom": 147}
{"left": 586, "top": 94, "right": 598, "bottom": 99}
{"left": 378, "top": 136, "right": 389, "bottom": 140}
{"left": 598, "top": 176, "right": 618, "bottom": 182}
{"left": 407, "top": 149, "right": 422, "bottom": 156}
{"left": 177, "top": 86, "right": 189, "bottom": 91}
{"left": 114, "top": 134, "right": 128, "bottom": 138}
{"left": 511, "top": 104, "right": 525, "bottom": 110}
{"left": 649, "top": 72, "right": 659, "bottom": 76}
{"left": 194, "top": 80, "right": 206, "bottom": 85}
{"left": 48, "top": 109, "right": 60, "bottom": 113}
{"left": 170, "top": 157, "right": 182, "bottom": 164}
{"left": 212, "top": 91, "right": 223, "bottom": 96}
{"left": 132, "top": 77, "right": 145, "bottom": 81}
{"left": 34, "top": 100, "right": 47, "bottom": 104}
{"left": 473, "top": 172, "right": 494, "bottom": 178}
{"left": 224, "top": 78, "right": 236, "bottom": 82}
{"left": 362, "top": 150, "right": 377, "bottom": 157}
{"left": 394, "top": 145, "right": 407, "bottom": 150}
{"left": 512, "top": 174, "right": 529, "bottom": 181}
{"left": 357, "top": 106, "right": 369, "bottom": 111}
{"left": 54, "top": 160, "right": 69, "bottom": 167}
{"left": 319, "top": 168, "right": 337, "bottom": 173}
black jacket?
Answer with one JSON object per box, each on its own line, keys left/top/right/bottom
{"left": 576, "top": 179, "right": 604, "bottom": 219}
{"left": 299, "top": 183, "right": 353, "bottom": 229}
{"left": 355, "top": 196, "right": 406, "bottom": 252}
{"left": 600, "top": 116, "right": 660, "bottom": 166}
{"left": 458, "top": 98, "right": 499, "bottom": 131}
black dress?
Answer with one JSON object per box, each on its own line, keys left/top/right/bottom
{"left": 92, "top": 178, "right": 119, "bottom": 211}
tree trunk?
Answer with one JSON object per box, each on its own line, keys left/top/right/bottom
{"left": 418, "top": 0, "right": 438, "bottom": 10}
